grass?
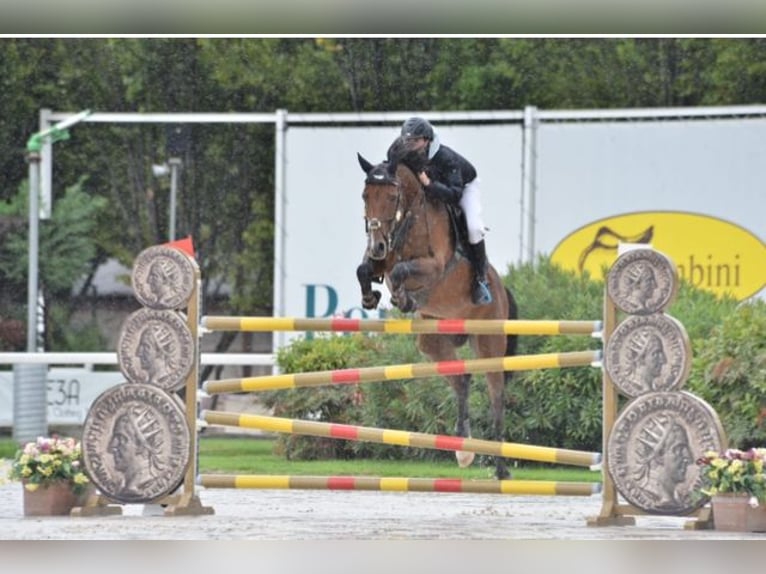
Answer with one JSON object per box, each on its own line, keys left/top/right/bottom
{"left": 0, "top": 438, "right": 16, "bottom": 459}
{"left": 1, "top": 435, "right": 601, "bottom": 483}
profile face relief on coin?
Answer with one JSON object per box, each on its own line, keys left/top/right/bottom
{"left": 117, "top": 308, "right": 195, "bottom": 392}
{"left": 607, "top": 248, "right": 678, "bottom": 315}
{"left": 131, "top": 245, "right": 197, "bottom": 310}
{"left": 82, "top": 383, "right": 190, "bottom": 504}
{"left": 606, "top": 391, "right": 725, "bottom": 516}
{"left": 604, "top": 313, "right": 691, "bottom": 398}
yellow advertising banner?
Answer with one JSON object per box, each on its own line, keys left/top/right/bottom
{"left": 550, "top": 211, "right": 766, "bottom": 301}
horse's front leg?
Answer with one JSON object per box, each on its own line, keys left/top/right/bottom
{"left": 356, "top": 258, "right": 383, "bottom": 310}
{"left": 390, "top": 257, "right": 445, "bottom": 313}
{"left": 389, "top": 261, "right": 416, "bottom": 312}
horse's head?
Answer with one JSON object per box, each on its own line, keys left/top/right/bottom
{"left": 358, "top": 153, "right": 405, "bottom": 260}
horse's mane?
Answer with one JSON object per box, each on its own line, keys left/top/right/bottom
{"left": 389, "top": 159, "right": 465, "bottom": 257}
{"left": 392, "top": 161, "right": 425, "bottom": 202}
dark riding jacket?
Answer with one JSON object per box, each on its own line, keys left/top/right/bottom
{"left": 421, "top": 145, "right": 477, "bottom": 205}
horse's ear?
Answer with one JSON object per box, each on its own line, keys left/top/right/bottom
{"left": 357, "top": 153, "right": 374, "bottom": 174}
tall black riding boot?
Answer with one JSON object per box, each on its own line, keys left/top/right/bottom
{"left": 467, "top": 240, "right": 492, "bottom": 305}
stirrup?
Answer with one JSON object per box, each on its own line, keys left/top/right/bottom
{"left": 472, "top": 280, "right": 492, "bottom": 305}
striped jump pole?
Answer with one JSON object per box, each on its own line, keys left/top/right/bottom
{"left": 201, "top": 316, "right": 602, "bottom": 336}
{"left": 201, "top": 410, "right": 602, "bottom": 468}
{"left": 203, "top": 349, "right": 602, "bottom": 394}
{"left": 198, "top": 474, "right": 601, "bottom": 496}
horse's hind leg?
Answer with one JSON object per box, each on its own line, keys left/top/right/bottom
{"left": 451, "top": 373, "right": 475, "bottom": 468}
{"left": 472, "top": 332, "right": 511, "bottom": 480}
{"left": 486, "top": 371, "right": 511, "bottom": 480}
{"left": 417, "top": 333, "right": 475, "bottom": 469}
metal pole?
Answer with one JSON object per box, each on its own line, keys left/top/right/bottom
{"left": 15, "top": 150, "right": 48, "bottom": 442}
{"left": 39, "top": 108, "right": 53, "bottom": 220}
{"left": 168, "top": 158, "right": 182, "bottom": 241}
{"left": 272, "top": 109, "right": 288, "bottom": 357}
{"left": 26, "top": 152, "right": 41, "bottom": 352}
{"left": 521, "top": 105, "right": 538, "bottom": 265}
{"left": 17, "top": 109, "right": 91, "bottom": 440}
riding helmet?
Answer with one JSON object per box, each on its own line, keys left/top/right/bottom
{"left": 401, "top": 117, "right": 434, "bottom": 141}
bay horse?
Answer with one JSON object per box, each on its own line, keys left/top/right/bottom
{"left": 355, "top": 153, "right": 519, "bottom": 479}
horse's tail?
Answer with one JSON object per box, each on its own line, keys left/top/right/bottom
{"left": 504, "top": 287, "right": 519, "bottom": 382}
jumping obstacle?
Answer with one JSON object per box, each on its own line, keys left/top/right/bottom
{"left": 198, "top": 474, "right": 600, "bottom": 496}
{"left": 202, "top": 316, "right": 602, "bottom": 336}
{"left": 201, "top": 411, "right": 601, "bottom": 468}
{"left": 197, "top": 313, "right": 604, "bottom": 498}
{"left": 203, "top": 349, "right": 601, "bottom": 393}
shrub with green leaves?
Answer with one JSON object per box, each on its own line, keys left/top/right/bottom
{"left": 686, "top": 298, "right": 766, "bottom": 449}
{"left": 268, "top": 330, "right": 465, "bottom": 463}
{"left": 498, "top": 257, "right": 604, "bottom": 452}
{"left": 263, "top": 333, "right": 376, "bottom": 460}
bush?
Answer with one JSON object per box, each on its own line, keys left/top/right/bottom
{"left": 268, "top": 330, "right": 464, "bottom": 463}
{"left": 262, "top": 333, "right": 377, "bottom": 460}
{"left": 666, "top": 280, "right": 739, "bottom": 341}
{"left": 686, "top": 298, "right": 766, "bottom": 449}
{"left": 499, "top": 257, "right": 604, "bottom": 452}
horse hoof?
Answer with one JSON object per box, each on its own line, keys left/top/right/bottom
{"left": 456, "top": 451, "right": 475, "bottom": 468}
{"left": 362, "top": 291, "right": 381, "bottom": 310}
{"left": 496, "top": 467, "right": 512, "bottom": 480}
{"left": 396, "top": 295, "right": 417, "bottom": 313}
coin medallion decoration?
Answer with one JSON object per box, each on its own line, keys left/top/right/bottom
{"left": 604, "top": 313, "right": 691, "bottom": 398}
{"left": 607, "top": 391, "right": 726, "bottom": 516}
{"left": 82, "top": 383, "right": 190, "bottom": 504}
{"left": 117, "top": 308, "right": 194, "bottom": 392}
{"left": 131, "top": 245, "right": 197, "bottom": 310}
{"left": 607, "top": 248, "right": 678, "bottom": 315}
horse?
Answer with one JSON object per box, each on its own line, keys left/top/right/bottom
{"left": 355, "top": 152, "right": 519, "bottom": 479}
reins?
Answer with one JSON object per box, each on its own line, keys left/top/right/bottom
{"left": 387, "top": 171, "right": 435, "bottom": 258}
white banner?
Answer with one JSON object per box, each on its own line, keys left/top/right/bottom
{"left": 0, "top": 368, "right": 124, "bottom": 427}
{"left": 282, "top": 124, "right": 522, "bottom": 348}
{"left": 282, "top": 117, "right": 765, "bottom": 347}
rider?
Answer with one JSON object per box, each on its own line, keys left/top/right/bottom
{"left": 390, "top": 117, "right": 492, "bottom": 305}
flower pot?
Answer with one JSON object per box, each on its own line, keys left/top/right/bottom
{"left": 712, "top": 493, "right": 766, "bottom": 532}
{"left": 22, "top": 481, "right": 89, "bottom": 517}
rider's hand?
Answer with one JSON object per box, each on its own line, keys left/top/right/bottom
{"left": 418, "top": 172, "right": 431, "bottom": 187}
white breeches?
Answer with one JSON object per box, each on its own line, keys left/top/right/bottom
{"left": 460, "top": 179, "right": 486, "bottom": 244}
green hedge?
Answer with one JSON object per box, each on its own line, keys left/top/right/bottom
{"left": 267, "top": 255, "right": 762, "bottom": 462}
{"left": 686, "top": 298, "right": 766, "bottom": 449}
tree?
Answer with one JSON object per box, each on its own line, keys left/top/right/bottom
{"left": 2, "top": 37, "right": 765, "bottom": 354}
{"left": 0, "top": 178, "right": 107, "bottom": 349}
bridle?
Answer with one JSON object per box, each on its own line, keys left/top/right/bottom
{"left": 364, "top": 177, "right": 408, "bottom": 259}
{"left": 363, "top": 161, "right": 428, "bottom": 260}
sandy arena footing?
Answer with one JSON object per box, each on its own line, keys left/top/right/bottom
{"left": 1, "top": 475, "right": 764, "bottom": 540}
